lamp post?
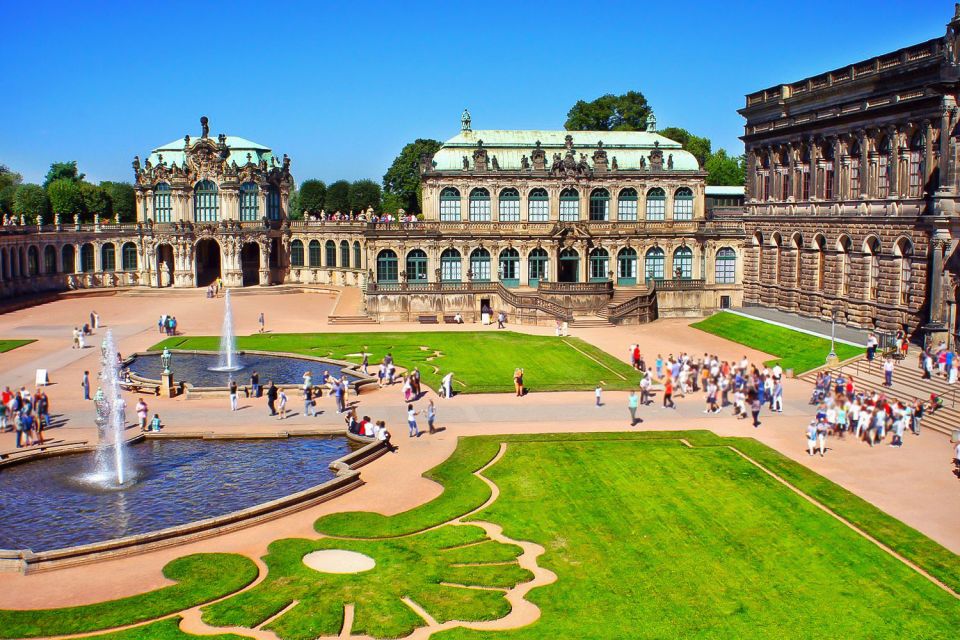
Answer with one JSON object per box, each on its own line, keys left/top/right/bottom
{"left": 826, "top": 309, "right": 838, "bottom": 365}
{"left": 161, "top": 347, "right": 172, "bottom": 375}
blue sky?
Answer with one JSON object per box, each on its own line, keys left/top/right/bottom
{"left": 2, "top": 0, "right": 950, "bottom": 186}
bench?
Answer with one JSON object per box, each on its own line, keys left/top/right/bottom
{"left": 418, "top": 315, "right": 439, "bottom": 324}
{"left": 120, "top": 381, "right": 161, "bottom": 396}
{"left": 443, "top": 315, "right": 460, "bottom": 324}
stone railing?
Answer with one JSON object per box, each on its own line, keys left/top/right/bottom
{"left": 652, "top": 278, "right": 706, "bottom": 291}
{"left": 607, "top": 285, "right": 658, "bottom": 324}
{"left": 365, "top": 280, "right": 572, "bottom": 321}
{"left": 537, "top": 280, "right": 613, "bottom": 295}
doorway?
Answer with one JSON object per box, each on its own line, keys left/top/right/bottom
{"left": 241, "top": 243, "right": 260, "bottom": 286}
{"left": 156, "top": 244, "right": 174, "bottom": 287}
{"left": 558, "top": 247, "right": 579, "bottom": 283}
{"left": 195, "top": 238, "right": 221, "bottom": 287}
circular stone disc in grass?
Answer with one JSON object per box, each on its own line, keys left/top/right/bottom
{"left": 303, "top": 549, "right": 376, "bottom": 574}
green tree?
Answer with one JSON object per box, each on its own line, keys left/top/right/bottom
{"left": 79, "top": 181, "right": 110, "bottom": 220}
{"left": 382, "top": 138, "right": 442, "bottom": 214}
{"left": 287, "top": 188, "right": 303, "bottom": 220}
{"left": 0, "top": 164, "right": 22, "bottom": 192}
{"left": 325, "top": 179, "right": 351, "bottom": 214}
{"left": 13, "top": 184, "right": 50, "bottom": 223}
{"left": 349, "top": 179, "right": 381, "bottom": 213}
{"left": 42, "top": 161, "right": 84, "bottom": 188}
{"left": 47, "top": 178, "right": 86, "bottom": 218}
{"left": 100, "top": 181, "right": 136, "bottom": 222}
{"left": 299, "top": 179, "right": 327, "bottom": 214}
{"left": 0, "top": 185, "right": 17, "bottom": 217}
{"left": 658, "top": 127, "right": 712, "bottom": 167}
{"left": 704, "top": 149, "right": 746, "bottom": 186}
{"left": 564, "top": 91, "right": 652, "bottom": 131}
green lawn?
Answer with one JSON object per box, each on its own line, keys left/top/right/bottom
{"left": 150, "top": 331, "right": 640, "bottom": 393}
{"left": 0, "top": 339, "right": 34, "bottom": 353}
{"left": 691, "top": 312, "right": 864, "bottom": 374}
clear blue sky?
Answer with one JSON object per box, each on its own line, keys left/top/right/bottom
{"left": 2, "top": 0, "right": 950, "bottom": 186}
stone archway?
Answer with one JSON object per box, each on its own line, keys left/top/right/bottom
{"left": 156, "top": 244, "right": 174, "bottom": 287}
{"left": 195, "top": 238, "right": 222, "bottom": 287}
{"left": 558, "top": 247, "right": 580, "bottom": 283}
{"left": 241, "top": 243, "right": 261, "bottom": 287}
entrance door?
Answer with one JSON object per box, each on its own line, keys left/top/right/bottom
{"left": 156, "top": 244, "right": 174, "bottom": 287}
{"left": 195, "top": 239, "right": 221, "bottom": 287}
{"left": 558, "top": 248, "right": 579, "bottom": 283}
{"left": 241, "top": 243, "right": 260, "bottom": 286}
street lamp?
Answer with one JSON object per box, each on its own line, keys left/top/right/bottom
{"left": 826, "top": 309, "right": 838, "bottom": 365}
{"left": 161, "top": 347, "right": 173, "bottom": 375}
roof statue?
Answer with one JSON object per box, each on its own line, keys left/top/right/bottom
{"left": 461, "top": 108, "right": 471, "bottom": 132}
{"left": 646, "top": 111, "right": 657, "bottom": 132}
{"left": 200, "top": 116, "right": 209, "bottom": 138}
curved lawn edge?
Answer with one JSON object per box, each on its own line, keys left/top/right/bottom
{"left": 0, "top": 553, "right": 258, "bottom": 639}
{"left": 81, "top": 617, "right": 252, "bottom": 639}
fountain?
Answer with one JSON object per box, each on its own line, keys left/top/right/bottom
{"left": 91, "top": 330, "right": 128, "bottom": 487}
{"left": 211, "top": 289, "right": 242, "bottom": 372}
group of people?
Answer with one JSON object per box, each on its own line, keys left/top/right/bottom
{"left": 157, "top": 314, "right": 178, "bottom": 336}
{"left": 916, "top": 339, "right": 960, "bottom": 385}
{"left": 205, "top": 278, "right": 224, "bottom": 298}
{"left": 1, "top": 386, "right": 51, "bottom": 448}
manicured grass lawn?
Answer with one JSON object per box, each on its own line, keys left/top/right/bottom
{"left": 691, "top": 312, "right": 864, "bottom": 374}
{"left": 151, "top": 331, "right": 640, "bottom": 393}
{"left": 0, "top": 339, "right": 34, "bottom": 353}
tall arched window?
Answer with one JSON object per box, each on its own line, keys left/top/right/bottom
{"left": 589, "top": 188, "right": 609, "bottom": 221}
{"left": 673, "top": 246, "right": 693, "bottom": 280}
{"left": 814, "top": 235, "right": 826, "bottom": 291}
{"left": 154, "top": 183, "right": 172, "bottom": 223}
{"left": 376, "top": 250, "right": 398, "bottom": 283}
{"left": 646, "top": 188, "right": 665, "bottom": 220}
{"left": 340, "top": 240, "right": 350, "bottom": 267}
{"left": 266, "top": 187, "right": 281, "bottom": 220}
{"left": 353, "top": 241, "right": 362, "bottom": 269}
{"left": 528, "top": 248, "right": 548, "bottom": 286}
{"left": 290, "top": 240, "right": 304, "bottom": 267}
{"left": 43, "top": 245, "right": 57, "bottom": 273}
{"left": 122, "top": 242, "right": 137, "bottom": 271}
{"left": 325, "top": 240, "right": 337, "bottom": 267}
{"left": 80, "top": 243, "right": 95, "bottom": 273}
{"left": 618, "top": 188, "right": 638, "bottom": 221}
{"left": 908, "top": 131, "right": 926, "bottom": 198}
{"left": 559, "top": 188, "right": 579, "bottom": 221}
{"left": 865, "top": 237, "right": 881, "bottom": 300}
{"left": 406, "top": 249, "right": 428, "bottom": 282}
{"left": 62, "top": 245, "right": 76, "bottom": 273}
{"left": 239, "top": 182, "right": 259, "bottom": 221}
{"left": 439, "top": 187, "right": 461, "bottom": 221}
{"left": 772, "top": 233, "right": 783, "bottom": 283}
{"left": 715, "top": 247, "right": 736, "bottom": 284}
{"left": 308, "top": 240, "right": 321, "bottom": 267}
{"left": 896, "top": 238, "right": 913, "bottom": 306}
{"left": 194, "top": 180, "right": 219, "bottom": 222}
{"left": 440, "top": 248, "right": 462, "bottom": 282}
{"left": 499, "top": 188, "right": 520, "bottom": 222}
{"left": 792, "top": 234, "right": 804, "bottom": 285}
{"left": 528, "top": 188, "right": 549, "bottom": 222}
{"left": 589, "top": 248, "right": 609, "bottom": 281}
{"left": 469, "top": 188, "right": 491, "bottom": 221}
{"left": 27, "top": 246, "right": 39, "bottom": 276}
{"left": 673, "top": 187, "right": 693, "bottom": 220}
{"left": 838, "top": 236, "right": 852, "bottom": 295}
{"left": 499, "top": 248, "right": 520, "bottom": 286}
{"left": 645, "top": 247, "right": 665, "bottom": 281}
{"left": 848, "top": 141, "right": 862, "bottom": 198}
{"left": 617, "top": 247, "right": 638, "bottom": 285}
{"left": 877, "top": 137, "right": 891, "bottom": 199}
{"left": 470, "top": 247, "right": 491, "bottom": 281}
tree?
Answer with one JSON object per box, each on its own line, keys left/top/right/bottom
{"left": 79, "top": 182, "right": 110, "bottom": 220}
{"left": 658, "top": 127, "right": 712, "bottom": 167}
{"left": 564, "top": 91, "right": 652, "bottom": 131}
{"left": 349, "top": 179, "right": 381, "bottom": 213}
{"left": 100, "top": 181, "right": 136, "bottom": 222}
{"left": 287, "top": 188, "right": 303, "bottom": 220}
{"left": 382, "top": 138, "right": 442, "bottom": 213}
{"left": 299, "top": 179, "right": 326, "bottom": 214}
{"left": 47, "top": 178, "right": 85, "bottom": 217}
{"left": 704, "top": 149, "right": 746, "bottom": 186}
{"left": 325, "top": 180, "right": 351, "bottom": 214}
{"left": 0, "top": 164, "right": 22, "bottom": 192}
{"left": 42, "top": 161, "right": 84, "bottom": 188}
{"left": 0, "top": 185, "right": 17, "bottom": 217}
{"left": 13, "top": 184, "right": 50, "bottom": 223}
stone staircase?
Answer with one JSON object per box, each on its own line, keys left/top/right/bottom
{"left": 327, "top": 314, "right": 379, "bottom": 326}
{"left": 799, "top": 351, "right": 960, "bottom": 438}
{"left": 570, "top": 314, "right": 615, "bottom": 328}
{"left": 591, "top": 288, "right": 647, "bottom": 326}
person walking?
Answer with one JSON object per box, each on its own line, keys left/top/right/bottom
{"left": 663, "top": 377, "right": 675, "bottom": 409}
{"left": 806, "top": 420, "right": 819, "bottom": 456}
{"left": 595, "top": 383, "right": 603, "bottom": 407}
{"left": 277, "top": 388, "right": 288, "bottom": 419}
{"left": 304, "top": 385, "right": 315, "bottom": 417}
{"left": 361, "top": 352, "right": 369, "bottom": 375}
{"left": 883, "top": 358, "right": 895, "bottom": 387}
{"left": 772, "top": 381, "right": 784, "bottom": 413}
{"left": 427, "top": 399, "right": 437, "bottom": 433}
{"left": 407, "top": 404, "right": 420, "bottom": 437}
{"left": 750, "top": 393, "right": 762, "bottom": 427}
{"left": 136, "top": 398, "right": 148, "bottom": 431}
{"left": 640, "top": 374, "right": 652, "bottom": 405}
{"left": 514, "top": 367, "right": 524, "bottom": 397}
{"left": 81, "top": 371, "right": 90, "bottom": 401}
{"left": 251, "top": 371, "right": 261, "bottom": 398}
{"left": 334, "top": 379, "right": 346, "bottom": 414}
{"left": 229, "top": 380, "right": 238, "bottom": 411}
{"left": 628, "top": 390, "right": 639, "bottom": 426}
{"left": 258, "top": 312, "right": 265, "bottom": 333}
{"left": 266, "top": 382, "right": 278, "bottom": 416}
{"left": 497, "top": 311, "right": 505, "bottom": 329}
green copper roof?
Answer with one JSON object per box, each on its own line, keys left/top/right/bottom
{"left": 146, "top": 136, "right": 275, "bottom": 169}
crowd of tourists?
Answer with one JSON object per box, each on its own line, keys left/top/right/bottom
{"left": 1, "top": 386, "right": 51, "bottom": 448}
{"left": 157, "top": 314, "right": 178, "bottom": 336}
{"left": 303, "top": 209, "right": 420, "bottom": 226}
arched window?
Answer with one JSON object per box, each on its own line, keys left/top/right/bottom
{"left": 908, "top": 131, "right": 926, "bottom": 198}
{"left": 27, "top": 246, "right": 39, "bottom": 277}
{"left": 754, "top": 232, "right": 764, "bottom": 281}
{"left": 308, "top": 240, "right": 321, "bottom": 267}
{"left": 325, "top": 240, "right": 337, "bottom": 267}
{"left": 80, "top": 243, "right": 95, "bottom": 273}
{"left": 439, "top": 187, "right": 461, "bottom": 221}
{"left": 838, "top": 236, "right": 852, "bottom": 295}
{"left": 290, "top": 239, "right": 304, "bottom": 267}
{"left": 589, "top": 188, "right": 610, "bottom": 221}
{"left": 239, "top": 182, "right": 259, "bottom": 221}
{"left": 528, "top": 248, "right": 548, "bottom": 286}
{"left": 618, "top": 188, "right": 638, "bottom": 221}
{"left": 814, "top": 235, "right": 826, "bottom": 291}
{"left": 617, "top": 247, "right": 638, "bottom": 285}
{"left": 469, "top": 188, "right": 491, "bottom": 221}
{"left": 673, "top": 188, "right": 694, "bottom": 220}
{"left": 528, "top": 188, "right": 549, "bottom": 222}
{"left": 193, "top": 180, "right": 219, "bottom": 222}
{"left": 340, "top": 240, "right": 350, "bottom": 267}
{"left": 440, "top": 248, "right": 462, "bottom": 282}
{"left": 353, "top": 241, "right": 362, "bottom": 269}
{"left": 792, "top": 234, "right": 804, "bottom": 285}
{"left": 499, "top": 248, "right": 520, "bottom": 286}
{"left": 848, "top": 141, "right": 862, "bottom": 198}
{"left": 154, "top": 183, "right": 172, "bottom": 223}
{"left": 896, "top": 238, "right": 913, "bottom": 306}
{"left": 266, "top": 187, "right": 281, "bottom": 220}
{"left": 499, "top": 188, "right": 520, "bottom": 222}
{"left": 406, "top": 249, "right": 428, "bottom": 282}
{"left": 646, "top": 188, "right": 665, "bottom": 220}
{"left": 122, "top": 242, "right": 137, "bottom": 271}
{"left": 43, "top": 245, "right": 57, "bottom": 273}
{"left": 589, "top": 247, "right": 610, "bottom": 281}
{"left": 376, "top": 250, "right": 398, "bottom": 283}
{"left": 470, "top": 247, "right": 491, "bottom": 281}
{"left": 877, "top": 137, "right": 891, "bottom": 199}
{"left": 673, "top": 246, "right": 693, "bottom": 280}
{"left": 865, "top": 237, "right": 881, "bottom": 300}
{"left": 715, "top": 247, "right": 736, "bottom": 284}
{"left": 772, "top": 233, "right": 783, "bottom": 283}
{"left": 62, "top": 245, "right": 76, "bottom": 273}
{"left": 559, "top": 188, "right": 579, "bottom": 221}
{"left": 645, "top": 248, "right": 665, "bottom": 281}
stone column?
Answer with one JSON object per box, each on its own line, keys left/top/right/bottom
{"left": 807, "top": 137, "right": 818, "bottom": 200}
{"left": 928, "top": 237, "right": 947, "bottom": 325}
{"left": 259, "top": 241, "right": 270, "bottom": 285}
{"left": 579, "top": 189, "right": 588, "bottom": 222}
{"left": 664, "top": 186, "right": 675, "bottom": 221}
{"left": 923, "top": 119, "right": 935, "bottom": 190}
{"left": 857, "top": 130, "right": 869, "bottom": 198}
{"left": 519, "top": 188, "right": 529, "bottom": 222}
{"left": 549, "top": 186, "right": 560, "bottom": 221}
{"left": 832, "top": 137, "right": 842, "bottom": 200}
{"left": 519, "top": 246, "right": 529, "bottom": 286}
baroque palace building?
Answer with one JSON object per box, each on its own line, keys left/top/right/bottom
{"left": 740, "top": 5, "right": 960, "bottom": 343}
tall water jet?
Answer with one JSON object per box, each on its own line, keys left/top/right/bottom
{"left": 212, "top": 288, "right": 242, "bottom": 372}
{"left": 93, "top": 329, "right": 127, "bottom": 487}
